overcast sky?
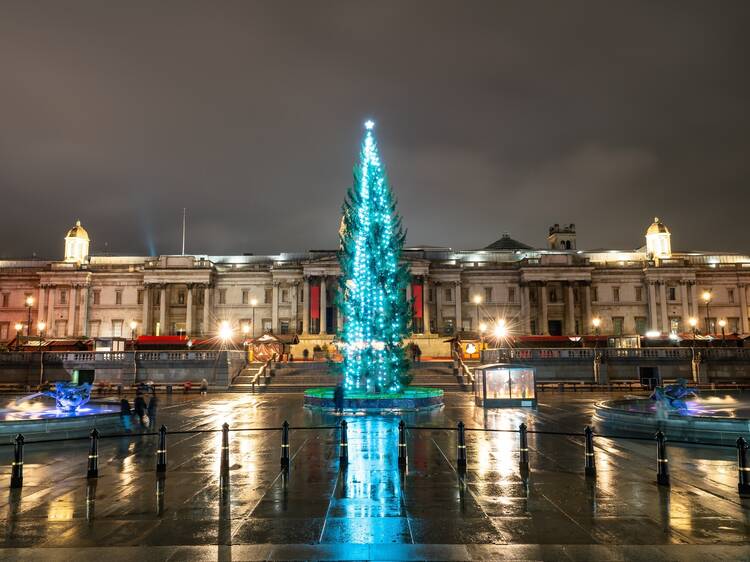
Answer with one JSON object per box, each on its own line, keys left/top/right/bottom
{"left": 1, "top": 1, "right": 748, "bottom": 259}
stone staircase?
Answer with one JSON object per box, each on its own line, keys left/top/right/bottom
{"left": 229, "top": 361, "right": 470, "bottom": 393}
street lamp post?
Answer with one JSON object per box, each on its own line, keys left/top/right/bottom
{"left": 130, "top": 320, "right": 138, "bottom": 340}
{"left": 592, "top": 317, "right": 601, "bottom": 348}
{"left": 702, "top": 290, "right": 712, "bottom": 335}
{"left": 689, "top": 317, "right": 698, "bottom": 342}
{"left": 37, "top": 321, "right": 46, "bottom": 340}
{"left": 14, "top": 322, "right": 23, "bottom": 350}
{"left": 250, "top": 297, "right": 258, "bottom": 337}
{"left": 473, "top": 295, "right": 482, "bottom": 333}
{"left": 25, "top": 296, "right": 34, "bottom": 337}
{"left": 719, "top": 319, "right": 727, "bottom": 346}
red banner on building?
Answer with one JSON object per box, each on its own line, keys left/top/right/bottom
{"left": 412, "top": 283, "right": 423, "bottom": 318}
{"left": 310, "top": 285, "right": 321, "bottom": 319}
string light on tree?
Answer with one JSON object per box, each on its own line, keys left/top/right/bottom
{"left": 336, "top": 120, "right": 411, "bottom": 394}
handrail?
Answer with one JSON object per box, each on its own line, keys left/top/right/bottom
{"left": 451, "top": 350, "right": 474, "bottom": 384}
{"left": 250, "top": 358, "right": 274, "bottom": 390}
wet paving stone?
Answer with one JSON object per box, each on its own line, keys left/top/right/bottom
{"left": 1, "top": 391, "right": 750, "bottom": 560}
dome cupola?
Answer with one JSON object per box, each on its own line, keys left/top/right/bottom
{"left": 645, "top": 217, "right": 671, "bottom": 258}
{"left": 64, "top": 219, "right": 90, "bottom": 263}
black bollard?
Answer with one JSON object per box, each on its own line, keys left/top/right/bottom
{"left": 456, "top": 421, "right": 467, "bottom": 471}
{"left": 280, "top": 420, "right": 290, "bottom": 470}
{"left": 519, "top": 423, "right": 529, "bottom": 472}
{"left": 737, "top": 436, "right": 750, "bottom": 498}
{"left": 221, "top": 423, "right": 230, "bottom": 475}
{"left": 398, "top": 420, "right": 407, "bottom": 470}
{"left": 655, "top": 430, "right": 670, "bottom": 486}
{"left": 339, "top": 420, "right": 348, "bottom": 468}
{"left": 10, "top": 434, "right": 24, "bottom": 489}
{"left": 87, "top": 428, "right": 99, "bottom": 479}
{"left": 156, "top": 425, "right": 167, "bottom": 473}
{"left": 584, "top": 425, "right": 596, "bottom": 477}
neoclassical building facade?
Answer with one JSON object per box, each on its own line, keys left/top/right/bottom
{"left": 1, "top": 219, "right": 749, "bottom": 349}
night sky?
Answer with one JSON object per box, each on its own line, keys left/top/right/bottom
{"left": 1, "top": 1, "right": 748, "bottom": 259}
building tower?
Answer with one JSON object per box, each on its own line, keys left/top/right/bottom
{"left": 547, "top": 224, "right": 577, "bottom": 250}
{"left": 645, "top": 217, "right": 671, "bottom": 259}
{"left": 64, "top": 219, "right": 90, "bottom": 263}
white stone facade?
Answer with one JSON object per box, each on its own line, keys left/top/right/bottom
{"left": 1, "top": 220, "right": 749, "bottom": 344}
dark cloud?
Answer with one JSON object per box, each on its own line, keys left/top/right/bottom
{"left": 1, "top": 1, "right": 748, "bottom": 258}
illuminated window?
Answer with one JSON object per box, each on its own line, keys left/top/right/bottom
{"left": 612, "top": 317, "right": 624, "bottom": 335}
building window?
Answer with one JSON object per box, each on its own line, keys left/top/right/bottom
{"left": 612, "top": 317, "right": 624, "bottom": 335}
{"left": 428, "top": 287, "right": 435, "bottom": 303}
{"left": 218, "top": 289, "right": 226, "bottom": 305}
{"left": 1, "top": 293, "right": 8, "bottom": 308}
{"left": 484, "top": 287, "right": 493, "bottom": 302}
{"left": 92, "top": 290, "right": 100, "bottom": 305}
{"left": 115, "top": 290, "right": 123, "bottom": 305}
{"left": 262, "top": 318, "right": 272, "bottom": 333}
{"left": 461, "top": 288, "right": 469, "bottom": 303}
{"left": 612, "top": 287, "right": 620, "bottom": 303}
{"left": 112, "top": 320, "right": 123, "bottom": 337}
{"left": 60, "top": 289, "right": 68, "bottom": 305}
{"left": 0, "top": 322, "right": 8, "bottom": 340}
{"left": 635, "top": 317, "right": 648, "bottom": 335}
{"left": 667, "top": 287, "right": 676, "bottom": 301}
{"left": 549, "top": 287, "right": 557, "bottom": 303}
{"left": 635, "top": 286, "right": 643, "bottom": 302}
{"left": 178, "top": 290, "right": 185, "bottom": 305}
{"left": 669, "top": 317, "right": 680, "bottom": 333}
{"left": 281, "top": 289, "right": 289, "bottom": 303}
{"left": 444, "top": 287, "right": 453, "bottom": 303}
{"left": 242, "top": 290, "right": 249, "bottom": 305}
{"left": 280, "top": 320, "right": 290, "bottom": 334}
{"left": 507, "top": 287, "right": 515, "bottom": 303}
{"left": 137, "top": 290, "right": 144, "bottom": 305}
{"left": 264, "top": 288, "right": 272, "bottom": 304}
{"left": 728, "top": 289, "right": 735, "bottom": 304}
{"left": 592, "top": 287, "right": 598, "bottom": 302}
{"left": 154, "top": 291, "right": 160, "bottom": 306}
{"left": 728, "top": 317, "right": 740, "bottom": 333}
{"left": 89, "top": 321, "right": 100, "bottom": 338}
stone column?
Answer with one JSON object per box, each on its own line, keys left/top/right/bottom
{"left": 539, "top": 283, "right": 549, "bottom": 335}
{"left": 302, "top": 277, "right": 310, "bottom": 335}
{"left": 680, "top": 282, "right": 690, "bottom": 332}
{"left": 203, "top": 285, "right": 211, "bottom": 336}
{"left": 46, "top": 286, "right": 55, "bottom": 333}
{"left": 159, "top": 285, "right": 168, "bottom": 335}
{"left": 142, "top": 285, "right": 152, "bottom": 335}
{"left": 659, "top": 282, "right": 669, "bottom": 334}
{"left": 435, "top": 282, "right": 444, "bottom": 334}
{"left": 80, "top": 286, "right": 89, "bottom": 337}
{"left": 454, "top": 281, "right": 462, "bottom": 334}
{"left": 67, "top": 286, "right": 78, "bottom": 336}
{"left": 291, "top": 281, "right": 299, "bottom": 333}
{"left": 565, "top": 282, "right": 576, "bottom": 335}
{"left": 740, "top": 284, "right": 749, "bottom": 335}
{"left": 271, "top": 282, "right": 279, "bottom": 334}
{"left": 37, "top": 286, "right": 46, "bottom": 334}
{"left": 690, "top": 282, "right": 699, "bottom": 319}
{"left": 320, "top": 276, "right": 327, "bottom": 335}
{"left": 583, "top": 283, "right": 592, "bottom": 335}
{"left": 422, "top": 278, "right": 431, "bottom": 334}
{"left": 520, "top": 283, "right": 531, "bottom": 334}
{"left": 185, "top": 284, "right": 194, "bottom": 336}
{"left": 647, "top": 282, "right": 658, "bottom": 331}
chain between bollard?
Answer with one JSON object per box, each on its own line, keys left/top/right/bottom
{"left": 584, "top": 425, "right": 596, "bottom": 478}
{"left": 737, "top": 436, "right": 750, "bottom": 498}
{"left": 339, "top": 420, "right": 348, "bottom": 468}
{"left": 655, "top": 430, "right": 670, "bottom": 487}
{"left": 87, "top": 428, "right": 99, "bottom": 479}
{"left": 456, "top": 421, "right": 467, "bottom": 472}
{"left": 518, "top": 423, "right": 529, "bottom": 472}
{"left": 398, "top": 420, "right": 407, "bottom": 470}
{"left": 156, "top": 425, "right": 167, "bottom": 473}
{"left": 10, "top": 434, "right": 24, "bottom": 489}
{"left": 280, "top": 420, "right": 290, "bottom": 470}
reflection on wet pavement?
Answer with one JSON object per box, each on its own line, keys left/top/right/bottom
{"left": 1, "top": 391, "right": 750, "bottom": 560}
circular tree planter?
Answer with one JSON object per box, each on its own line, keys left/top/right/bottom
{"left": 304, "top": 387, "right": 444, "bottom": 412}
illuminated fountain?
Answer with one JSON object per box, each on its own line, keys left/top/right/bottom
{"left": 0, "top": 381, "right": 122, "bottom": 439}
{"left": 594, "top": 380, "right": 750, "bottom": 445}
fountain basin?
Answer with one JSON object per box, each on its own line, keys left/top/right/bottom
{"left": 0, "top": 399, "right": 123, "bottom": 441}
{"left": 593, "top": 395, "right": 750, "bottom": 446}
{"left": 304, "top": 387, "right": 444, "bottom": 412}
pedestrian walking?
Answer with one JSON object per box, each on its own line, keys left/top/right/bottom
{"left": 133, "top": 391, "right": 147, "bottom": 429}
{"left": 334, "top": 384, "right": 344, "bottom": 415}
{"left": 120, "top": 398, "right": 132, "bottom": 432}
{"left": 147, "top": 392, "right": 159, "bottom": 430}
{"left": 414, "top": 344, "right": 422, "bottom": 363}
{"left": 200, "top": 378, "right": 209, "bottom": 395}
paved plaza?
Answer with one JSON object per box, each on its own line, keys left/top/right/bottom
{"left": 1, "top": 391, "right": 749, "bottom": 561}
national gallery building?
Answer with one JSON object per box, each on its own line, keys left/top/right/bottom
{"left": 1, "top": 219, "right": 749, "bottom": 348}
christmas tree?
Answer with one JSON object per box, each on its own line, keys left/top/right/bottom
{"left": 336, "top": 121, "right": 412, "bottom": 394}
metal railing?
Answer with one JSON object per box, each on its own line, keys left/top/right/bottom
{"left": 5, "top": 419, "right": 750, "bottom": 499}
{"left": 482, "top": 347, "right": 750, "bottom": 363}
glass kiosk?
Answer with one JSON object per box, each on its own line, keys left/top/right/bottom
{"left": 474, "top": 363, "right": 536, "bottom": 408}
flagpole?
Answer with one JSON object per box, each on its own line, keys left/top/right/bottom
{"left": 182, "top": 208, "right": 186, "bottom": 255}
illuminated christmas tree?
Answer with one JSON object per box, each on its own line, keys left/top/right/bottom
{"left": 337, "top": 120, "right": 412, "bottom": 394}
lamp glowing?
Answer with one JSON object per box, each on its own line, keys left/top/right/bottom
{"left": 493, "top": 319, "right": 508, "bottom": 339}
{"left": 37, "top": 321, "right": 46, "bottom": 333}
{"left": 250, "top": 297, "right": 258, "bottom": 307}
{"left": 688, "top": 317, "right": 698, "bottom": 327}
{"left": 701, "top": 290, "right": 712, "bottom": 302}
{"left": 718, "top": 319, "right": 727, "bottom": 328}
{"left": 645, "top": 330, "right": 661, "bottom": 338}
{"left": 218, "top": 320, "right": 233, "bottom": 340}
{"left": 129, "top": 320, "right": 138, "bottom": 331}
{"left": 473, "top": 295, "right": 482, "bottom": 305}
{"left": 242, "top": 323, "right": 251, "bottom": 335}
{"left": 14, "top": 322, "right": 23, "bottom": 332}
{"left": 592, "top": 317, "right": 601, "bottom": 328}
{"left": 479, "top": 322, "right": 487, "bottom": 334}
{"left": 25, "top": 295, "right": 34, "bottom": 307}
